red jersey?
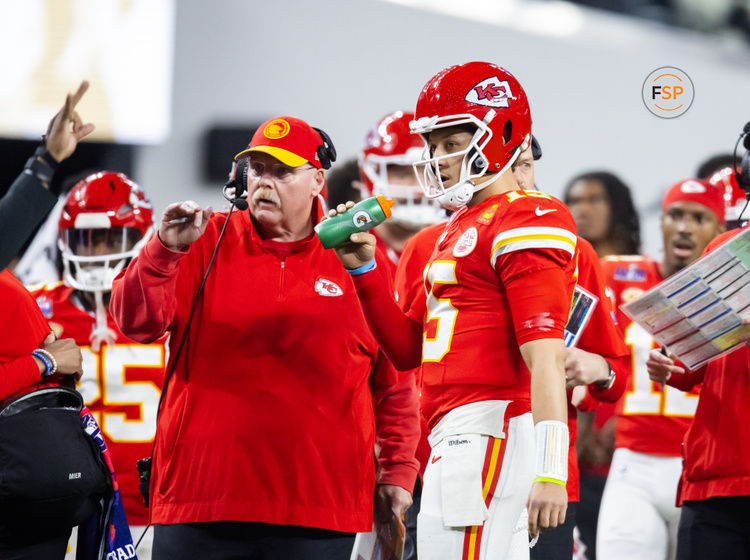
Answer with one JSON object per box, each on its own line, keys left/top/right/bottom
{"left": 387, "top": 202, "right": 628, "bottom": 504}
{"left": 27, "top": 282, "right": 164, "bottom": 526}
{"left": 0, "top": 270, "right": 49, "bottom": 400}
{"left": 601, "top": 255, "right": 699, "bottom": 456}
{"left": 374, "top": 234, "right": 400, "bottom": 273}
{"left": 673, "top": 227, "right": 750, "bottom": 503}
{"left": 405, "top": 191, "right": 577, "bottom": 427}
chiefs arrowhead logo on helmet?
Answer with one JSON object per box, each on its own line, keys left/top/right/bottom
{"left": 465, "top": 77, "right": 515, "bottom": 108}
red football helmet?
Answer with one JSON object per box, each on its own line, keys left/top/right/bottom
{"left": 708, "top": 166, "right": 748, "bottom": 227}
{"left": 411, "top": 61, "right": 532, "bottom": 209}
{"left": 359, "top": 111, "right": 444, "bottom": 227}
{"left": 58, "top": 171, "right": 154, "bottom": 292}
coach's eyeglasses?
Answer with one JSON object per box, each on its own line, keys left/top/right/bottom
{"left": 244, "top": 159, "right": 316, "bottom": 183}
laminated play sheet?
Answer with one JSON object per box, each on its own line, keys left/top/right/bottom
{"left": 622, "top": 227, "right": 750, "bottom": 370}
{"left": 565, "top": 285, "right": 599, "bottom": 348}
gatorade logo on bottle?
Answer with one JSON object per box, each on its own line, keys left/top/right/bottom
{"left": 352, "top": 211, "right": 373, "bottom": 228}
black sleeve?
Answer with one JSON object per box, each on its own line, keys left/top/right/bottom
{"left": 0, "top": 171, "right": 58, "bottom": 271}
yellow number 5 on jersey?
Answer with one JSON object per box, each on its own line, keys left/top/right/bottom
{"left": 423, "top": 260, "right": 458, "bottom": 362}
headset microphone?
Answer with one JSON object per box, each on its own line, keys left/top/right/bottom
{"left": 232, "top": 195, "right": 248, "bottom": 211}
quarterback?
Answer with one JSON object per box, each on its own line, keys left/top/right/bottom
{"left": 332, "top": 61, "right": 576, "bottom": 559}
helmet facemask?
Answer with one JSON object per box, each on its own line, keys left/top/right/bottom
{"left": 59, "top": 225, "right": 153, "bottom": 293}
{"left": 411, "top": 110, "right": 527, "bottom": 211}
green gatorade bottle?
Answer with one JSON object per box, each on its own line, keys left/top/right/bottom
{"left": 315, "top": 196, "right": 394, "bottom": 249}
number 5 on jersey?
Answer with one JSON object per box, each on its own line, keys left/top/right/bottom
{"left": 423, "top": 260, "right": 458, "bottom": 362}
{"left": 80, "top": 344, "right": 164, "bottom": 442}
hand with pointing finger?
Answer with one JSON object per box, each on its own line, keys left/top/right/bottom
{"left": 45, "top": 80, "right": 95, "bottom": 162}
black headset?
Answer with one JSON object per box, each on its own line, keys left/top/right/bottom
{"left": 313, "top": 127, "right": 337, "bottom": 170}
{"left": 735, "top": 122, "right": 750, "bottom": 196}
{"left": 223, "top": 158, "right": 250, "bottom": 210}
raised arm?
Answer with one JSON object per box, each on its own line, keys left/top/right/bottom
{"left": 0, "top": 81, "right": 94, "bottom": 270}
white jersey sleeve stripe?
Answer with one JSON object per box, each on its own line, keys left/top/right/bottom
{"left": 491, "top": 237, "right": 576, "bottom": 268}
{"left": 492, "top": 226, "right": 577, "bottom": 246}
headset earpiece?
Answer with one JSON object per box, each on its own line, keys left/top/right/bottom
{"left": 234, "top": 158, "right": 249, "bottom": 198}
{"left": 740, "top": 149, "right": 750, "bottom": 195}
{"left": 313, "top": 127, "right": 337, "bottom": 170}
{"left": 531, "top": 135, "right": 542, "bottom": 161}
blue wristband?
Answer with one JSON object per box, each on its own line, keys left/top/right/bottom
{"left": 31, "top": 350, "right": 52, "bottom": 376}
{"left": 346, "top": 259, "right": 377, "bottom": 276}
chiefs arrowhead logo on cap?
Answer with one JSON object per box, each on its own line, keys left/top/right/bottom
{"left": 263, "top": 119, "right": 291, "bottom": 140}
{"left": 465, "top": 77, "right": 515, "bottom": 108}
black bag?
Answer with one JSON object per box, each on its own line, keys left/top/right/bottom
{"left": 0, "top": 387, "right": 110, "bottom": 529}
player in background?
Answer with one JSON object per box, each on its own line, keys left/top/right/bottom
{"left": 325, "top": 158, "right": 362, "bottom": 209}
{"left": 29, "top": 172, "right": 162, "bottom": 559}
{"left": 563, "top": 171, "right": 641, "bottom": 258}
{"left": 502, "top": 140, "right": 629, "bottom": 559}
{"left": 359, "top": 110, "right": 447, "bottom": 269}
{"left": 597, "top": 178, "right": 725, "bottom": 560}
{"left": 331, "top": 61, "right": 575, "bottom": 559}
{"left": 562, "top": 169, "right": 641, "bottom": 559}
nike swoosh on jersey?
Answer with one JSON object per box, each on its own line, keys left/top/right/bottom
{"left": 535, "top": 206, "right": 557, "bottom": 216}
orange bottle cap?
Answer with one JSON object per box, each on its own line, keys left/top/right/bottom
{"left": 376, "top": 195, "right": 394, "bottom": 218}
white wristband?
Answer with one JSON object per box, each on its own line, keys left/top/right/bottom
{"left": 534, "top": 420, "right": 569, "bottom": 483}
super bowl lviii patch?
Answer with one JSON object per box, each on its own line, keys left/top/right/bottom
{"left": 453, "top": 227, "right": 478, "bottom": 257}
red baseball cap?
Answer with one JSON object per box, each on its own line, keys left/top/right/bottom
{"left": 234, "top": 116, "right": 324, "bottom": 168}
{"left": 662, "top": 178, "right": 725, "bottom": 224}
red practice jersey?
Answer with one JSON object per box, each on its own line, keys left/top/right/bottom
{"left": 406, "top": 190, "right": 578, "bottom": 427}
{"left": 29, "top": 282, "right": 165, "bottom": 526}
{"left": 601, "top": 256, "right": 699, "bottom": 456}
